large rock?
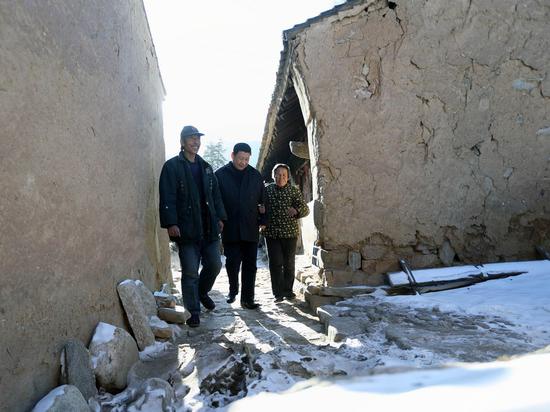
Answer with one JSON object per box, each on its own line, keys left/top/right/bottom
{"left": 158, "top": 305, "right": 191, "bottom": 324}
{"left": 32, "top": 385, "right": 89, "bottom": 412}
{"left": 439, "top": 240, "right": 456, "bottom": 266}
{"left": 127, "top": 378, "right": 177, "bottom": 412}
{"left": 117, "top": 280, "right": 156, "bottom": 350}
{"left": 348, "top": 250, "right": 362, "bottom": 270}
{"left": 134, "top": 280, "right": 158, "bottom": 318}
{"left": 316, "top": 304, "right": 368, "bottom": 342}
{"left": 360, "top": 244, "right": 387, "bottom": 260}
{"left": 60, "top": 339, "right": 97, "bottom": 401}
{"left": 304, "top": 290, "right": 343, "bottom": 311}
{"left": 89, "top": 322, "right": 139, "bottom": 391}
{"left": 316, "top": 305, "right": 351, "bottom": 325}
{"left": 318, "top": 248, "right": 348, "bottom": 269}
{"left": 327, "top": 317, "right": 367, "bottom": 342}
{"left": 154, "top": 291, "right": 177, "bottom": 309}
{"left": 149, "top": 316, "right": 173, "bottom": 339}
{"left": 318, "top": 285, "right": 376, "bottom": 298}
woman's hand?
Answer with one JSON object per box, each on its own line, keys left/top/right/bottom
{"left": 287, "top": 207, "right": 298, "bottom": 217}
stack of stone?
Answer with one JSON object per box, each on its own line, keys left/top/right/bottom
{"left": 317, "top": 248, "right": 387, "bottom": 287}
{"left": 304, "top": 284, "right": 376, "bottom": 311}
{"left": 31, "top": 280, "right": 190, "bottom": 411}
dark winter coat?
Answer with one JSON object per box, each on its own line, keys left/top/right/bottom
{"left": 159, "top": 152, "right": 227, "bottom": 243}
{"left": 215, "top": 162, "right": 266, "bottom": 243}
{"left": 264, "top": 182, "right": 309, "bottom": 239}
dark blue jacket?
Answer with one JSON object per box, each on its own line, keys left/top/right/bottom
{"left": 215, "top": 162, "right": 266, "bottom": 243}
{"left": 159, "top": 152, "right": 226, "bottom": 243}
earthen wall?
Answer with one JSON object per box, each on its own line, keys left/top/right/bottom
{"left": 0, "top": 2, "right": 170, "bottom": 410}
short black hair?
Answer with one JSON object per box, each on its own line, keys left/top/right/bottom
{"left": 232, "top": 142, "right": 251, "bottom": 155}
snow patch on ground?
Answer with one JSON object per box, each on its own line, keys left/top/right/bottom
{"left": 168, "top": 260, "right": 550, "bottom": 411}
{"left": 229, "top": 349, "right": 550, "bottom": 412}
{"left": 139, "top": 341, "right": 175, "bottom": 361}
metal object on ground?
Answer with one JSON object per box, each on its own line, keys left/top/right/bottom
{"left": 399, "top": 259, "right": 420, "bottom": 295}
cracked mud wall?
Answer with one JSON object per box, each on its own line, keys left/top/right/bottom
{"left": 0, "top": 2, "right": 170, "bottom": 410}
{"left": 290, "top": 0, "right": 550, "bottom": 272}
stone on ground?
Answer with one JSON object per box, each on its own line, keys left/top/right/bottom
{"left": 32, "top": 385, "right": 89, "bottom": 412}
{"left": 149, "top": 315, "right": 173, "bottom": 339}
{"left": 134, "top": 279, "right": 159, "bottom": 318}
{"left": 316, "top": 304, "right": 367, "bottom": 342}
{"left": 304, "top": 290, "right": 343, "bottom": 311}
{"left": 318, "top": 285, "right": 375, "bottom": 298}
{"left": 89, "top": 322, "right": 139, "bottom": 391}
{"left": 127, "top": 378, "right": 178, "bottom": 412}
{"left": 327, "top": 316, "right": 368, "bottom": 342}
{"left": 117, "top": 280, "right": 156, "bottom": 350}
{"left": 154, "top": 291, "right": 177, "bottom": 308}
{"left": 59, "top": 339, "right": 97, "bottom": 401}
{"left": 158, "top": 305, "right": 190, "bottom": 324}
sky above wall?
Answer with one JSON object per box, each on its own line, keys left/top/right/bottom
{"left": 142, "top": 0, "right": 345, "bottom": 164}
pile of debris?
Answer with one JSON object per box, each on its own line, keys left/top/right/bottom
{"left": 32, "top": 280, "right": 190, "bottom": 412}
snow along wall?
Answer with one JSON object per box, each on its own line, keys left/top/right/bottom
{"left": 289, "top": 0, "right": 550, "bottom": 276}
{"left": 0, "top": 2, "right": 170, "bottom": 410}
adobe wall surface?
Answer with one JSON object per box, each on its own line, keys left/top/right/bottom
{"left": 0, "top": 1, "right": 170, "bottom": 410}
{"left": 291, "top": 0, "right": 550, "bottom": 274}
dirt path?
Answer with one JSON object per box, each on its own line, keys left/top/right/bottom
{"left": 165, "top": 257, "right": 377, "bottom": 410}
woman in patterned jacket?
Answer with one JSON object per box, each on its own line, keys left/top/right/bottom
{"left": 264, "top": 163, "right": 310, "bottom": 302}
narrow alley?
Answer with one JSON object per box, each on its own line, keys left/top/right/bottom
{"left": 166, "top": 252, "right": 375, "bottom": 410}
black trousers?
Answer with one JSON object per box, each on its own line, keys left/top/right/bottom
{"left": 265, "top": 237, "right": 297, "bottom": 298}
{"left": 223, "top": 241, "right": 258, "bottom": 303}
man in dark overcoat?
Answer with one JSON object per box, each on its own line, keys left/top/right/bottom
{"left": 215, "top": 143, "right": 265, "bottom": 309}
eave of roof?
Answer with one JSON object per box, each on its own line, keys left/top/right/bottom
{"left": 256, "top": 0, "right": 368, "bottom": 171}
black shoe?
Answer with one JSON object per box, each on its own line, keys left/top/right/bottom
{"left": 226, "top": 294, "right": 236, "bottom": 304}
{"left": 241, "top": 301, "right": 260, "bottom": 310}
{"left": 274, "top": 296, "right": 284, "bottom": 303}
{"left": 200, "top": 295, "right": 216, "bottom": 310}
{"left": 186, "top": 314, "right": 200, "bottom": 328}
{"left": 285, "top": 292, "right": 297, "bottom": 300}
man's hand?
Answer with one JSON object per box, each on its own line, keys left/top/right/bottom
{"left": 258, "top": 204, "right": 266, "bottom": 214}
{"left": 218, "top": 220, "right": 224, "bottom": 232}
{"left": 287, "top": 207, "right": 298, "bottom": 217}
{"left": 167, "top": 225, "right": 180, "bottom": 238}
{"left": 259, "top": 225, "right": 266, "bottom": 233}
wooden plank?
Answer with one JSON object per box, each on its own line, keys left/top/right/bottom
{"left": 388, "top": 265, "right": 482, "bottom": 287}
{"left": 388, "top": 260, "right": 550, "bottom": 291}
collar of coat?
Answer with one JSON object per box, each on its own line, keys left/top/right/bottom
{"left": 178, "top": 151, "right": 213, "bottom": 174}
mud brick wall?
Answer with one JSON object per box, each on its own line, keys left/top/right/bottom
{"left": 291, "top": 0, "right": 550, "bottom": 273}
{"left": 0, "top": 2, "right": 170, "bottom": 410}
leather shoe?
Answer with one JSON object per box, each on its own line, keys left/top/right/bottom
{"left": 226, "top": 294, "right": 236, "bottom": 304}
{"left": 285, "top": 292, "right": 297, "bottom": 300}
{"left": 200, "top": 295, "right": 216, "bottom": 310}
{"left": 186, "top": 314, "right": 200, "bottom": 328}
{"left": 241, "top": 301, "right": 260, "bottom": 310}
{"left": 274, "top": 296, "right": 284, "bottom": 303}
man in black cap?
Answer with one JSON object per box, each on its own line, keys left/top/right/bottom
{"left": 215, "top": 143, "right": 265, "bottom": 309}
{"left": 159, "top": 125, "right": 227, "bottom": 327}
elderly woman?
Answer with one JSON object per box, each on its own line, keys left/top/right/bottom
{"left": 264, "top": 163, "right": 310, "bottom": 302}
